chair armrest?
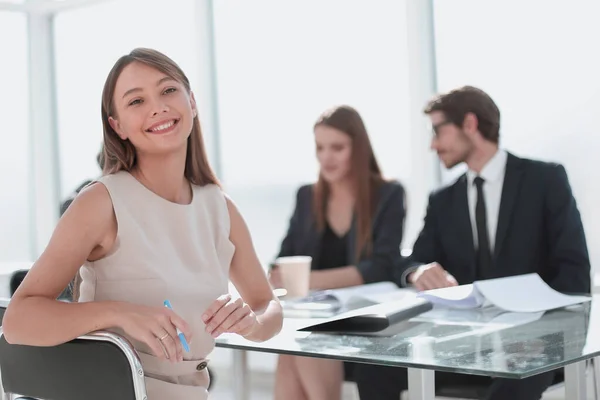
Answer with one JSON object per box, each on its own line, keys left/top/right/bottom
{"left": 78, "top": 330, "right": 146, "bottom": 397}
{"left": 0, "top": 329, "right": 147, "bottom": 400}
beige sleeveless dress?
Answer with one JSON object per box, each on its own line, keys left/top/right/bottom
{"left": 78, "top": 171, "right": 235, "bottom": 399}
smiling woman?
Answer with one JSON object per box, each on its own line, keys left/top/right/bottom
{"left": 110, "top": 72, "right": 190, "bottom": 148}
{"left": 52, "top": 0, "right": 204, "bottom": 203}
{"left": 3, "top": 48, "right": 283, "bottom": 400}
{"left": 100, "top": 51, "right": 215, "bottom": 191}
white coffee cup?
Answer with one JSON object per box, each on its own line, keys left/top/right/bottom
{"left": 274, "top": 256, "right": 312, "bottom": 299}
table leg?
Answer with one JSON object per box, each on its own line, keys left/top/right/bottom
{"left": 406, "top": 367, "right": 435, "bottom": 400}
{"left": 592, "top": 357, "right": 600, "bottom": 400}
{"left": 232, "top": 349, "right": 249, "bottom": 400}
{"left": 565, "top": 360, "right": 587, "bottom": 400}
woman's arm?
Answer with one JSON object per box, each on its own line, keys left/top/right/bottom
{"left": 3, "top": 184, "right": 190, "bottom": 361}
{"left": 3, "top": 184, "right": 121, "bottom": 345}
{"left": 216, "top": 197, "right": 283, "bottom": 342}
{"left": 268, "top": 185, "right": 311, "bottom": 288}
{"left": 276, "top": 185, "right": 308, "bottom": 258}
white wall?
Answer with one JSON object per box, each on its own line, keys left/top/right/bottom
{"left": 0, "top": 11, "right": 31, "bottom": 262}
{"left": 213, "top": 0, "right": 430, "bottom": 263}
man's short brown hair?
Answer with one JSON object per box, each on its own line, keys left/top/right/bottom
{"left": 424, "top": 86, "right": 500, "bottom": 143}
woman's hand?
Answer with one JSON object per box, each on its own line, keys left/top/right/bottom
{"left": 202, "top": 294, "right": 259, "bottom": 338}
{"left": 116, "top": 303, "right": 192, "bottom": 363}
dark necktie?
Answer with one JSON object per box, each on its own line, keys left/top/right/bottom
{"left": 474, "top": 176, "right": 492, "bottom": 279}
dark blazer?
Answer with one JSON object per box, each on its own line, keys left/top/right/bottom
{"left": 397, "top": 152, "right": 590, "bottom": 294}
{"left": 278, "top": 181, "right": 406, "bottom": 284}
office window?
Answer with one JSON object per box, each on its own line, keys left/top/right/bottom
{"left": 214, "top": 0, "right": 414, "bottom": 263}
{"left": 53, "top": 0, "right": 200, "bottom": 199}
{"left": 0, "top": 12, "right": 31, "bottom": 261}
{"left": 434, "top": 0, "right": 600, "bottom": 270}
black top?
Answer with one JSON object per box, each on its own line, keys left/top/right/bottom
{"left": 277, "top": 180, "right": 406, "bottom": 284}
{"left": 316, "top": 223, "right": 349, "bottom": 271}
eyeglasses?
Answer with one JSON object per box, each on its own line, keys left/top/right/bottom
{"left": 432, "top": 120, "right": 453, "bottom": 136}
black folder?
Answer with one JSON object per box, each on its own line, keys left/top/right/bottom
{"left": 297, "top": 297, "right": 433, "bottom": 336}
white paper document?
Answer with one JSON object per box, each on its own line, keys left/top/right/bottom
{"left": 417, "top": 273, "right": 590, "bottom": 313}
{"left": 293, "top": 282, "right": 410, "bottom": 306}
{"left": 281, "top": 282, "right": 412, "bottom": 318}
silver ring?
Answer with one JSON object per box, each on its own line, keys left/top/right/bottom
{"left": 158, "top": 332, "right": 169, "bottom": 341}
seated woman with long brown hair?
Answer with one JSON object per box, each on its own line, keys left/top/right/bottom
{"left": 3, "top": 48, "right": 283, "bottom": 399}
{"left": 270, "top": 105, "right": 406, "bottom": 400}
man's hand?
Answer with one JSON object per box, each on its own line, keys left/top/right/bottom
{"left": 409, "top": 262, "right": 458, "bottom": 291}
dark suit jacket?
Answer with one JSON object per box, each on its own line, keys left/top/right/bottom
{"left": 397, "top": 153, "right": 590, "bottom": 294}
{"left": 278, "top": 181, "right": 406, "bottom": 284}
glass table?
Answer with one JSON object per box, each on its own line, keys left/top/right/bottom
{"left": 216, "top": 295, "right": 600, "bottom": 400}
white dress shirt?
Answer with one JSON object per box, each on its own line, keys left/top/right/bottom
{"left": 466, "top": 149, "right": 508, "bottom": 252}
{"left": 400, "top": 149, "right": 509, "bottom": 286}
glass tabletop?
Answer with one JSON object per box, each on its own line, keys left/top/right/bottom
{"left": 216, "top": 295, "right": 600, "bottom": 379}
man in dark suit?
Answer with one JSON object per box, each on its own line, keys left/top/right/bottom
{"left": 354, "top": 86, "right": 591, "bottom": 400}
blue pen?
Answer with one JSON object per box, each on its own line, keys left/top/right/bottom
{"left": 163, "top": 300, "right": 190, "bottom": 353}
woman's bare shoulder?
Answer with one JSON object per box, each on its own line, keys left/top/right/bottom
{"left": 67, "top": 181, "right": 113, "bottom": 216}
{"left": 59, "top": 181, "right": 116, "bottom": 249}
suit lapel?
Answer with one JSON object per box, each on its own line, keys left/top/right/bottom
{"left": 494, "top": 153, "right": 524, "bottom": 260}
{"left": 346, "top": 215, "right": 358, "bottom": 264}
{"left": 454, "top": 175, "right": 476, "bottom": 269}
{"left": 307, "top": 219, "right": 324, "bottom": 269}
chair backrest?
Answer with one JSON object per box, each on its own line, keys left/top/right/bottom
{"left": 8, "top": 271, "right": 28, "bottom": 298}
{"left": 0, "top": 300, "right": 6, "bottom": 326}
{"left": 0, "top": 300, "right": 147, "bottom": 400}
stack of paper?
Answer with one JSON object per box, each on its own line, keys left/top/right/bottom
{"left": 283, "top": 282, "right": 412, "bottom": 312}
{"left": 417, "top": 273, "right": 590, "bottom": 313}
